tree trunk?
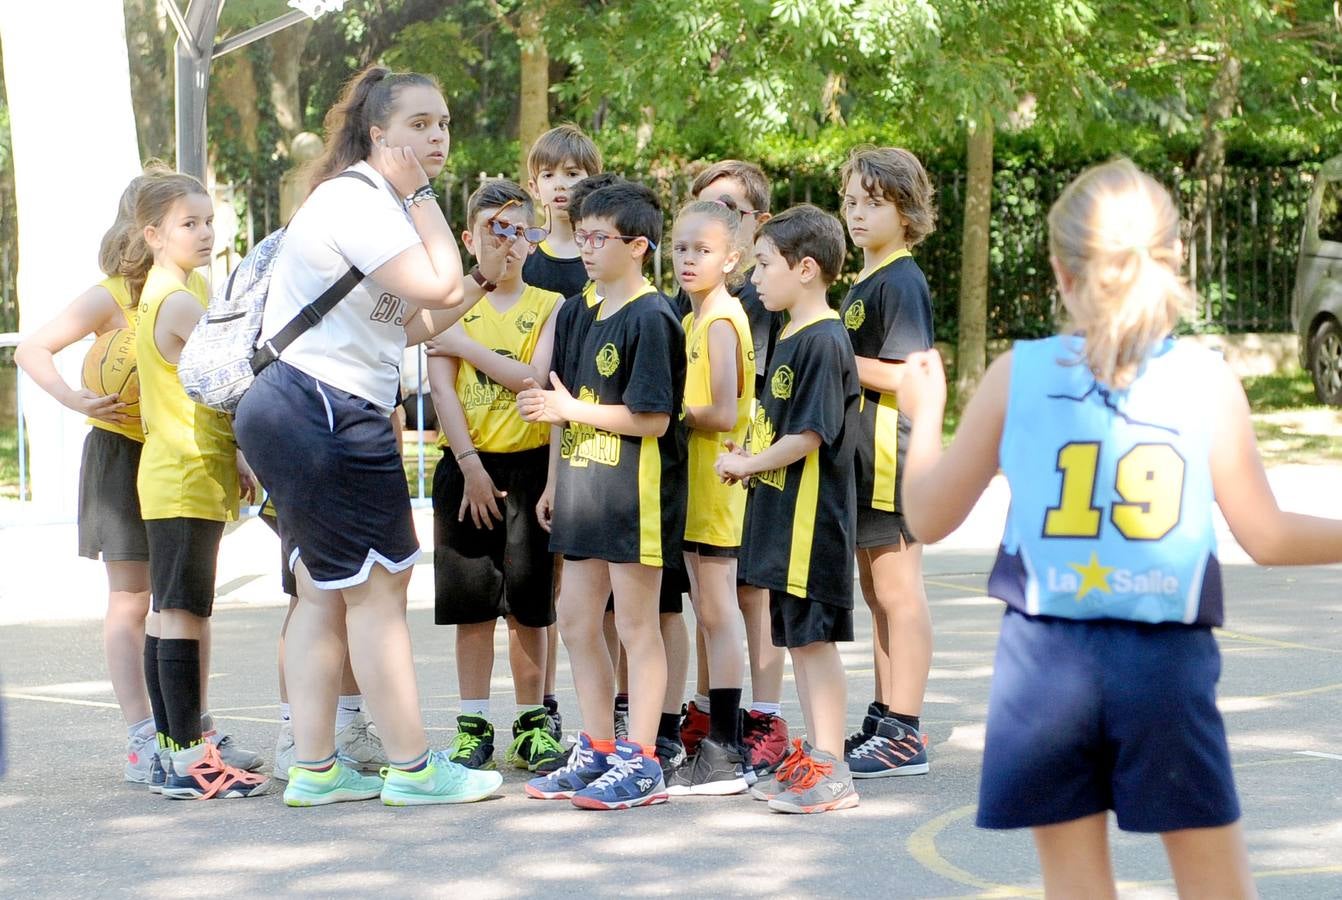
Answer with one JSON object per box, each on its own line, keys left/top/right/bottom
{"left": 1194, "top": 53, "right": 1241, "bottom": 183}
{"left": 123, "top": 0, "right": 175, "bottom": 161}
{"left": 955, "top": 113, "right": 993, "bottom": 409}
{"left": 268, "top": 20, "right": 315, "bottom": 156}
{"left": 1, "top": 3, "right": 141, "bottom": 515}
{"left": 517, "top": 2, "right": 550, "bottom": 178}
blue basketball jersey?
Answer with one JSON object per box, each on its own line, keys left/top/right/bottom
{"left": 988, "top": 335, "right": 1224, "bottom": 626}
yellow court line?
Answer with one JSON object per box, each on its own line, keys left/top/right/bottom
{"left": 907, "top": 804, "right": 1039, "bottom": 897}
{"left": 908, "top": 790, "right": 1342, "bottom": 898}
{"left": 1216, "top": 628, "right": 1342, "bottom": 655}
{"left": 1237, "top": 680, "right": 1342, "bottom": 703}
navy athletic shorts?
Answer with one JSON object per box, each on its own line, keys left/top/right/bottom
{"left": 235, "top": 361, "right": 420, "bottom": 591}
{"left": 976, "top": 608, "right": 1240, "bottom": 833}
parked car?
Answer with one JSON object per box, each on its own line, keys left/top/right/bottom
{"left": 1294, "top": 154, "right": 1342, "bottom": 404}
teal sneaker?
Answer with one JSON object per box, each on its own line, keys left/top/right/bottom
{"left": 381, "top": 750, "right": 503, "bottom": 806}
{"left": 284, "top": 759, "right": 384, "bottom": 807}
{"left": 447, "top": 714, "right": 496, "bottom": 770}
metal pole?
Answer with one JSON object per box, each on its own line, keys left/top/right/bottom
{"left": 174, "top": 0, "right": 225, "bottom": 181}
{"left": 212, "top": 10, "right": 308, "bottom": 59}
{"left": 416, "top": 349, "right": 426, "bottom": 501}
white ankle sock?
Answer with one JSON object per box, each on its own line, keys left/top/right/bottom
{"left": 279, "top": 702, "right": 291, "bottom": 722}
{"left": 461, "top": 698, "right": 490, "bottom": 717}
{"left": 693, "top": 693, "right": 711, "bottom": 711}
{"left": 750, "top": 701, "right": 782, "bottom": 716}
{"left": 335, "top": 694, "right": 362, "bottom": 730}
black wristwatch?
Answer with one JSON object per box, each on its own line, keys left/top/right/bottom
{"left": 469, "top": 266, "right": 497, "bottom": 293}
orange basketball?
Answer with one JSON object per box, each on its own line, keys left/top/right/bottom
{"left": 82, "top": 328, "right": 140, "bottom": 424}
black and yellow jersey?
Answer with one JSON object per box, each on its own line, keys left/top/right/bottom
{"left": 549, "top": 286, "right": 687, "bottom": 567}
{"left": 739, "top": 312, "right": 859, "bottom": 607}
{"left": 522, "top": 240, "right": 589, "bottom": 300}
{"left": 838, "top": 249, "right": 933, "bottom": 513}
{"left": 445, "top": 285, "right": 563, "bottom": 454}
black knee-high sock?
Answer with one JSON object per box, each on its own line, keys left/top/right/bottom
{"left": 157, "top": 639, "right": 202, "bottom": 748}
{"left": 143, "top": 635, "right": 168, "bottom": 742}
{"left": 708, "top": 687, "right": 742, "bottom": 746}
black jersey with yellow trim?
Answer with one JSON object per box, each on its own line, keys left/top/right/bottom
{"left": 839, "top": 252, "right": 932, "bottom": 513}
{"left": 523, "top": 240, "right": 589, "bottom": 300}
{"left": 674, "top": 268, "right": 779, "bottom": 391}
{"left": 740, "top": 313, "right": 859, "bottom": 607}
{"left": 549, "top": 288, "right": 687, "bottom": 567}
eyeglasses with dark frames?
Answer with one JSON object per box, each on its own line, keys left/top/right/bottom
{"left": 574, "top": 229, "right": 658, "bottom": 252}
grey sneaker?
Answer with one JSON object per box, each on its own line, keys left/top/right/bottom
{"left": 767, "top": 748, "right": 859, "bottom": 814}
{"left": 336, "top": 711, "right": 389, "bottom": 772}
{"left": 201, "top": 713, "right": 264, "bottom": 771}
{"left": 125, "top": 729, "right": 157, "bottom": 784}
{"left": 272, "top": 721, "right": 295, "bottom": 782}
{"left": 667, "top": 737, "right": 748, "bottom": 797}
{"left": 750, "top": 739, "right": 810, "bottom": 801}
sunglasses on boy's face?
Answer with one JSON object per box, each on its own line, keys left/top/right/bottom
{"left": 487, "top": 200, "right": 550, "bottom": 245}
{"left": 574, "top": 229, "right": 658, "bottom": 252}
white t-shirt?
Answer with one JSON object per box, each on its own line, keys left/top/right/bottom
{"left": 261, "top": 161, "right": 421, "bottom": 413}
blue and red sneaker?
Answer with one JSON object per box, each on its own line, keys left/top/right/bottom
{"left": 524, "top": 732, "right": 611, "bottom": 799}
{"left": 570, "top": 740, "right": 668, "bottom": 810}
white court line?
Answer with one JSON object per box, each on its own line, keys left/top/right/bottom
{"left": 3, "top": 691, "right": 119, "bottom": 709}
{"left": 1295, "top": 750, "right": 1342, "bottom": 761}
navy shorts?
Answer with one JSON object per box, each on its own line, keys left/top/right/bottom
{"left": 977, "top": 609, "right": 1240, "bottom": 833}
{"left": 433, "top": 448, "right": 555, "bottom": 628}
{"left": 235, "top": 361, "right": 420, "bottom": 591}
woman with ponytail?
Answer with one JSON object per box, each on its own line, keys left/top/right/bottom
{"left": 891, "top": 158, "right": 1342, "bottom": 896}
{"left": 234, "top": 64, "right": 503, "bottom": 808}
{"left": 15, "top": 164, "right": 255, "bottom": 785}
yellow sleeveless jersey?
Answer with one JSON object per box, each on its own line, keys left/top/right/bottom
{"left": 441, "top": 284, "right": 563, "bottom": 454}
{"left": 682, "top": 302, "right": 756, "bottom": 547}
{"left": 136, "top": 265, "right": 239, "bottom": 522}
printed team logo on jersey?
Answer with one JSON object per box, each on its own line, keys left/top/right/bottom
{"left": 770, "top": 365, "right": 795, "bottom": 400}
{"left": 515, "top": 309, "right": 539, "bottom": 334}
{"left": 749, "top": 408, "right": 785, "bottom": 491}
{"left": 561, "top": 386, "right": 620, "bottom": 468}
{"left": 460, "top": 350, "right": 520, "bottom": 411}
{"left": 1048, "top": 551, "right": 1181, "bottom": 604}
{"left": 844, "top": 299, "right": 866, "bottom": 331}
{"left": 596, "top": 343, "right": 620, "bottom": 378}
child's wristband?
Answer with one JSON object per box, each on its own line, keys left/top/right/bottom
{"left": 456, "top": 449, "right": 480, "bottom": 463}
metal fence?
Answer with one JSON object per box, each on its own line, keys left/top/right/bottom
{"left": 775, "top": 163, "right": 1317, "bottom": 340}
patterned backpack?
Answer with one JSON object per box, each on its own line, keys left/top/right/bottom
{"left": 178, "top": 170, "right": 375, "bottom": 413}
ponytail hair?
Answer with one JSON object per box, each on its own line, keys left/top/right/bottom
{"left": 1048, "top": 158, "right": 1193, "bottom": 389}
{"left": 308, "top": 64, "right": 442, "bottom": 191}
{"left": 119, "top": 170, "right": 209, "bottom": 292}
{"left": 676, "top": 196, "right": 746, "bottom": 288}
{"left": 98, "top": 160, "right": 173, "bottom": 304}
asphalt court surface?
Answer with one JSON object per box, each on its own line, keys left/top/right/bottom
{"left": 1, "top": 550, "right": 1340, "bottom": 897}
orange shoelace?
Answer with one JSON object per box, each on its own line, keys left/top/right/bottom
{"left": 774, "top": 739, "right": 807, "bottom": 783}
{"left": 787, "top": 753, "right": 835, "bottom": 792}
{"left": 186, "top": 743, "right": 267, "bottom": 800}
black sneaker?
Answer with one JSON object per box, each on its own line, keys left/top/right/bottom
{"left": 447, "top": 713, "right": 496, "bottom": 770}
{"left": 543, "top": 697, "right": 563, "bottom": 741}
{"left": 666, "top": 736, "right": 748, "bottom": 797}
{"left": 655, "top": 735, "right": 687, "bottom": 772}
{"left": 844, "top": 703, "right": 883, "bottom": 755}
{"left": 506, "top": 707, "right": 568, "bottom": 772}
